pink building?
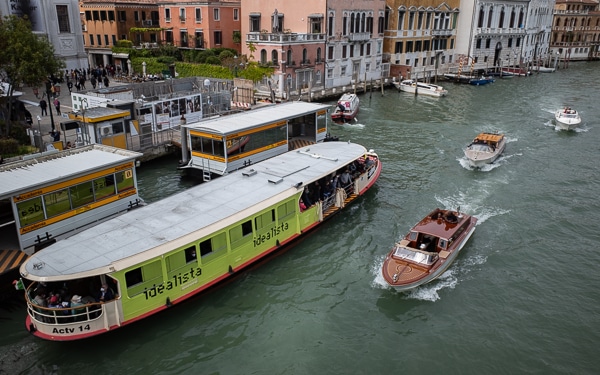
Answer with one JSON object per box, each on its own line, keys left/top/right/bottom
{"left": 241, "top": 0, "right": 385, "bottom": 98}
{"left": 157, "top": 0, "right": 241, "bottom": 53}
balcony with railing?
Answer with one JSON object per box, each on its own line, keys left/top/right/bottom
{"left": 476, "top": 27, "right": 526, "bottom": 36}
{"left": 246, "top": 32, "right": 325, "bottom": 44}
{"left": 348, "top": 32, "right": 371, "bottom": 42}
{"left": 431, "top": 29, "right": 454, "bottom": 36}
{"left": 554, "top": 9, "right": 589, "bottom": 15}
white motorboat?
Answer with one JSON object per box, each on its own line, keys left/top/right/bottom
{"left": 394, "top": 79, "right": 448, "bottom": 97}
{"left": 464, "top": 132, "right": 506, "bottom": 167}
{"left": 554, "top": 107, "right": 581, "bottom": 130}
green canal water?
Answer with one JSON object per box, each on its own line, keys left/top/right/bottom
{"left": 1, "top": 62, "right": 599, "bottom": 374}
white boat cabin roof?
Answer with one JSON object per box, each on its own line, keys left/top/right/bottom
{"left": 0, "top": 145, "right": 142, "bottom": 199}
{"left": 21, "top": 141, "right": 369, "bottom": 281}
{"left": 183, "top": 102, "right": 330, "bottom": 135}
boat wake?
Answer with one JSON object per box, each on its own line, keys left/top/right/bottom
{"left": 434, "top": 193, "right": 511, "bottom": 226}
{"left": 336, "top": 121, "right": 366, "bottom": 129}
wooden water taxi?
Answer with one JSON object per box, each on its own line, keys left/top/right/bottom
{"left": 20, "top": 141, "right": 381, "bottom": 341}
{"left": 464, "top": 132, "right": 506, "bottom": 167}
{"left": 381, "top": 208, "right": 477, "bottom": 291}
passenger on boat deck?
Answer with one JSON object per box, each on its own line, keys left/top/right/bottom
{"left": 299, "top": 199, "right": 306, "bottom": 211}
{"left": 322, "top": 180, "right": 334, "bottom": 199}
{"left": 340, "top": 168, "right": 352, "bottom": 187}
{"left": 301, "top": 186, "right": 313, "bottom": 207}
{"left": 70, "top": 295, "right": 84, "bottom": 315}
{"left": 365, "top": 157, "right": 374, "bottom": 168}
{"left": 445, "top": 211, "right": 458, "bottom": 223}
{"left": 47, "top": 294, "right": 61, "bottom": 308}
{"left": 97, "top": 283, "right": 115, "bottom": 302}
{"left": 33, "top": 291, "right": 47, "bottom": 307}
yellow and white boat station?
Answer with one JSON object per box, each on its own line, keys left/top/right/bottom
{"left": 179, "top": 102, "right": 331, "bottom": 180}
{"left": 0, "top": 145, "right": 143, "bottom": 275}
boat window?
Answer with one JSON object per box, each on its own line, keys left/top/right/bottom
{"left": 229, "top": 220, "right": 253, "bottom": 247}
{"left": 166, "top": 246, "right": 197, "bottom": 276}
{"left": 200, "top": 232, "right": 227, "bottom": 262}
{"left": 43, "top": 188, "right": 71, "bottom": 219}
{"left": 16, "top": 196, "right": 45, "bottom": 227}
{"left": 70, "top": 181, "right": 95, "bottom": 209}
{"left": 277, "top": 199, "right": 296, "bottom": 220}
{"left": 115, "top": 169, "right": 135, "bottom": 193}
{"left": 125, "top": 260, "right": 163, "bottom": 297}
{"left": 93, "top": 175, "right": 116, "bottom": 201}
{"left": 409, "top": 231, "right": 418, "bottom": 241}
{"left": 255, "top": 209, "right": 275, "bottom": 230}
{"left": 185, "top": 246, "right": 198, "bottom": 263}
{"left": 439, "top": 239, "right": 447, "bottom": 249}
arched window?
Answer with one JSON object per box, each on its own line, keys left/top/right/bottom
{"left": 518, "top": 9, "right": 524, "bottom": 27}
{"left": 487, "top": 6, "right": 493, "bottom": 28}
{"left": 286, "top": 74, "right": 293, "bottom": 90}
{"left": 302, "top": 48, "right": 307, "bottom": 64}
{"left": 499, "top": 7, "right": 505, "bottom": 28}
{"left": 478, "top": 7, "right": 484, "bottom": 28}
{"left": 271, "top": 50, "right": 278, "bottom": 65}
{"left": 316, "top": 47, "right": 322, "bottom": 63}
{"left": 555, "top": 18, "right": 560, "bottom": 27}
{"left": 350, "top": 13, "right": 355, "bottom": 33}
{"left": 260, "top": 49, "right": 267, "bottom": 64}
{"left": 315, "top": 70, "right": 322, "bottom": 85}
{"left": 287, "top": 49, "right": 292, "bottom": 65}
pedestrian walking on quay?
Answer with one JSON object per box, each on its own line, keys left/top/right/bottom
{"left": 39, "top": 99, "right": 48, "bottom": 116}
{"left": 54, "top": 98, "right": 61, "bottom": 116}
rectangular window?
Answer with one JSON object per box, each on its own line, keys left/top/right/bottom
{"left": 43, "top": 189, "right": 71, "bottom": 218}
{"left": 93, "top": 175, "right": 116, "bottom": 201}
{"left": 165, "top": 8, "right": 171, "bottom": 22}
{"left": 89, "top": 34, "right": 94, "bottom": 45}
{"left": 327, "top": 45, "right": 334, "bottom": 60}
{"left": 195, "top": 31, "right": 204, "bottom": 48}
{"left": 134, "top": 11, "right": 139, "bottom": 22}
{"left": 166, "top": 246, "right": 197, "bottom": 277}
{"left": 142, "top": 11, "right": 146, "bottom": 21}
{"left": 342, "top": 45, "right": 347, "bottom": 59}
{"left": 180, "top": 8, "right": 186, "bottom": 21}
{"left": 234, "top": 8, "right": 239, "bottom": 21}
{"left": 213, "top": 8, "right": 220, "bottom": 21}
{"left": 229, "top": 220, "right": 253, "bottom": 246}
{"left": 16, "top": 197, "right": 45, "bottom": 227}
{"left": 277, "top": 200, "right": 296, "bottom": 221}
{"left": 70, "top": 181, "right": 94, "bottom": 209}
{"left": 92, "top": 11, "right": 99, "bottom": 21}
{"left": 250, "top": 15, "right": 260, "bottom": 32}
{"left": 119, "top": 11, "right": 126, "bottom": 22}
{"left": 214, "top": 31, "right": 222, "bottom": 45}
{"left": 104, "top": 35, "right": 109, "bottom": 45}
{"left": 97, "top": 34, "right": 102, "bottom": 45}
{"left": 100, "top": 11, "right": 107, "bottom": 21}
{"left": 56, "top": 5, "right": 71, "bottom": 33}
{"left": 200, "top": 233, "right": 227, "bottom": 262}
{"left": 125, "top": 260, "right": 162, "bottom": 297}
{"left": 108, "top": 11, "right": 115, "bottom": 22}
{"left": 112, "top": 35, "right": 117, "bottom": 45}
{"left": 85, "top": 11, "right": 92, "bottom": 21}
{"left": 195, "top": 8, "right": 202, "bottom": 22}
{"left": 255, "top": 210, "right": 275, "bottom": 230}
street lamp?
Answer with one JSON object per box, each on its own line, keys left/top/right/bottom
{"left": 45, "top": 81, "right": 56, "bottom": 131}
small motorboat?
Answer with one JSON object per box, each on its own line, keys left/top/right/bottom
{"left": 531, "top": 65, "right": 555, "bottom": 73}
{"left": 501, "top": 67, "right": 531, "bottom": 76}
{"left": 464, "top": 132, "right": 506, "bottom": 167}
{"left": 469, "top": 76, "right": 495, "bottom": 86}
{"left": 331, "top": 93, "right": 359, "bottom": 122}
{"left": 381, "top": 208, "right": 477, "bottom": 291}
{"left": 554, "top": 107, "right": 581, "bottom": 131}
{"left": 394, "top": 79, "right": 448, "bottom": 97}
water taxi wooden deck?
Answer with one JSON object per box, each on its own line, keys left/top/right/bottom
{"left": 381, "top": 208, "right": 477, "bottom": 291}
{"left": 464, "top": 132, "right": 506, "bottom": 167}
{"left": 20, "top": 141, "right": 381, "bottom": 341}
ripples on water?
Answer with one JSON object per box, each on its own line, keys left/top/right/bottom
{"left": 3, "top": 63, "right": 600, "bottom": 374}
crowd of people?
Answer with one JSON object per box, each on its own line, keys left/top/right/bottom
{"left": 299, "top": 156, "right": 375, "bottom": 211}
{"left": 30, "top": 279, "right": 116, "bottom": 322}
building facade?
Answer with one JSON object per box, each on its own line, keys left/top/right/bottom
{"left": 384, "top": 0, "right": 460, "bottom": 80}
{"left": 551, "top": 0, "right": 600, "bottom": 61}
{"left": 241, "top": 0, "right": 386, "bottom": 99}
{"left": 455, "top": 0, "right": 555, "bottom": 72}
{"left": 80, "top": 0, "right": 160, "bottom": 71}
{"left": 156, "top": 0, "right": 241, "bottom": 53}
{"left": 0, "top": 0, "right": 88, "bottom": 70}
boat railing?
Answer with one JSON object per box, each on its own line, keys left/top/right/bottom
{"left": 27, "top": 300, "right": 104, "bottom": 325}
{"left": 321, "top": 193, "right": 336, "bottom": 212}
